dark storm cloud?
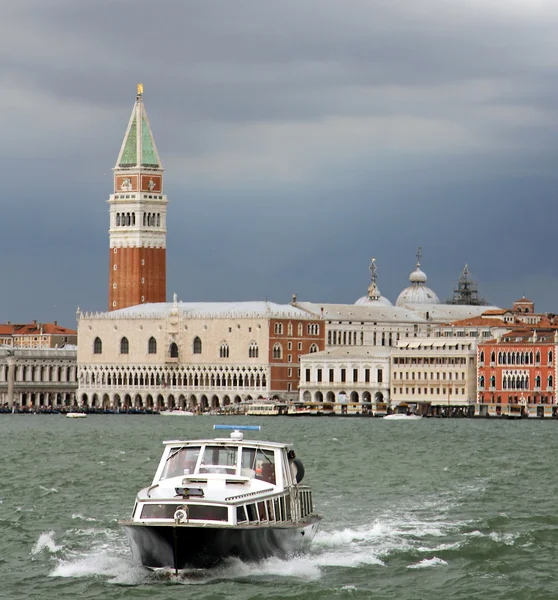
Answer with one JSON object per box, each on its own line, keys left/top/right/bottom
{"left": 1, "top": 0, "right": 558, "bottom": 325}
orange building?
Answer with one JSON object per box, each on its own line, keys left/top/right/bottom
{"left": 0, "top": 321, "right": 76, "bottom": 349}
{"left": 108, "top": 84, "right": 168, "bottom": 311}
{"left": 477, "top": 329, "right": 558, "bottom": 416}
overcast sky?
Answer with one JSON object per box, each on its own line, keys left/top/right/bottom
{"left": 2, "top": 0, "right": 558, "bottom": 327}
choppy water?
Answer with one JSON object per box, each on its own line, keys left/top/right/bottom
{"left": 2, "top": 415, "right": 557, "bottom": 599}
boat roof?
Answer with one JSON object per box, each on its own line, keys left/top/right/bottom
{"left": 162, "top": 438, "right": 292, "bottom": 449}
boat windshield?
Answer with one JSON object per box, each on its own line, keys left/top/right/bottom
{"left": 241, "top": 447, "right": 276, "bottom": 484}
{"left": 160, "top": 446, "right": 201, "bottom": 479}
{"left": 198, "top": 445, "right": 239, "bottom": 474}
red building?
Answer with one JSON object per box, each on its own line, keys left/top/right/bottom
{"left": 108, "top": 84, "right": 168, "bottom": 311}
{"left": 269, "top": 318, "right": 325, "bottom": 396}
{"left": 477, "top": 329, "right": 558, "bottom": 415}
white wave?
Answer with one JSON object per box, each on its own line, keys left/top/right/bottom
{"left": 312, "top": 548, "right": 384, "bottom": 568}
{"left": 71, "top": 513, "right": 97, "bottom": 522}
{"left": 32, "top": 531, "right": 63, "bottom": 555}
{"left": 463, "top": 530, "right": 484, "bottom": 538}
{"left": 315, "top": 522, "right": 391, "bottom": 547}
{"left": 51, "top": 552, "right": 147, "bottom": 585}
{"left": 221, "top": 555, "right": 323, "bottom": 580}
{"left": 489, "top": 531, "right": 517, "bottom": 545}
{"left": 408, "top": 557, "right": 448, "bottom": 569}
{"left": 417, "top": 541, "right": 462, "bottom": 552}
{"left": 39, "top": 485, "right": 59, "bottom": 493}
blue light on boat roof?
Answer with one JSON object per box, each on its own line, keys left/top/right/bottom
{"left": 213, "top": 424, "right": 262, "bottom": 431}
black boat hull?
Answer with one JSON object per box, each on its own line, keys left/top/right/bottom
{"left": 121, "top": 517, "right": 322, "bottom": 569}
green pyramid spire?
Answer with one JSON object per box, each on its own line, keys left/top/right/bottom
{"left": 141, "top": 115, "right": 159, "bottom": 167}
{"left": 119, "top": 115, "right": 138, "bottom": 167}
{"left": 115, "top": 87, "right": 162, "bottom": 170}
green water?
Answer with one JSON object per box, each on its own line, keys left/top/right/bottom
{"left": 2, "top": 415, "right": 557, "bottom": 599}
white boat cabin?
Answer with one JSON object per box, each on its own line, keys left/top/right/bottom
{"left": 131, "top": 429, "right": 314, "bottom": 527}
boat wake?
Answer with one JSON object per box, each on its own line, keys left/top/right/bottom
{"left": 38, "top": 500, "right": 499, "bottom": 585}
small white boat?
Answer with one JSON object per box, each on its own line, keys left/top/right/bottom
{"left": 66, "top": 412, "right": 87, "bottom": 419}
{"left": 383, "top": 413, "right": 422, "bottom": 420}
{"left": 160, "top": 409, "right": 195, "bottom": 417}
{"left": 120, "top": 424, "right": 322, "bottom": 570}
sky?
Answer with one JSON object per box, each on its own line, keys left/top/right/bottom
{"left": 2, "top": 0, "right": 558, "bottom": 328}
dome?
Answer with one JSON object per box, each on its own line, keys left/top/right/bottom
{"left": 354, "top": 258, "right": 393, "bottom": 307}
{"left": 396, "top": 285, "right": 440, "bottom": 306}
{"left": 396, "top": 249, "right": 440, "bottom": 307}
{"left": 409, "top": 267, "right": 427, "bottom": 284}
{"left": 355, "top": 290, "right": 393, "bottom": 307}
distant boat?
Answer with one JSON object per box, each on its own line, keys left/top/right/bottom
{"left": 160, "top": 409, "right": 195, "bottom": 417}
{"left": 66, "top": 412, "right": 87, "bottom": 419}
{"left": 383, "top": 413, "right": 422, "bottom": 420}
{"left": 383, "top": 403, "right": 422, "bottom": 420}
{"left": 246, "top": 402, "right": 288, "bottom": 416}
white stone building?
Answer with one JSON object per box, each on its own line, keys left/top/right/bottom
{"left": 0, "top": 347, "right": 77, "bottom": 410}
{"left": 390, "top": 337, "right": 478, "bottom": 413}
{"left": 299, "top": 347, "right": 391, "bottom": 415}
{"left": 77, "top": 298, "right": 324, "bottom": 410}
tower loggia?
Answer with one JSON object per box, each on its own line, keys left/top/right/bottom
{"left": 108, "top": 84, "right": 168, "bottom": 311}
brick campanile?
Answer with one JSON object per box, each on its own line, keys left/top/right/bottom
{"left": 108, "top": 84, "right": 168, "bottom": 311}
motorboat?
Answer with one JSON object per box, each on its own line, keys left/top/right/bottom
{"left": 160, "top": 409, "right": 195, "bottom": 417}
{"left": 66, "top": 412, "right": 87, "bottom": 418}
{"left": 120, "top": 424, "right": 322, "bottom": 570}
{"left": 383, "top": 403, "right": 422, "bottom": 420}
{"left": 383, "top": 413, "right": 422, "bottom": 420}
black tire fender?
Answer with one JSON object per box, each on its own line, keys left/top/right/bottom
{"left": 293, "top": 458, "right": 305, "bottom": 483}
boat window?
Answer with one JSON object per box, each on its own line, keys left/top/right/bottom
{"left": 160, "top": 446, "right": 201, "bottom": 479}
{"left": 236, "top": 506, "right": 248, "bottom": 523}
{"left": 266, "top": 500, "right": 275, "bottom": 522}
{"left": 246, "top": 503, "right": 258, "bottom": 522}
{"left": 199, "top": 445, "right": 238, "bottom": 474}
{"left": 258, "top": 502, "right": 267, "bottom": 521}
{"left": 241, "top": 448, "right": 276, "bottom": 485}
{"left": 188, "top": 505, "right": 228, "bottom": 521}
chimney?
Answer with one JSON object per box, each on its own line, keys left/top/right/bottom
{"left": 54, "top": 320, "right": 57, "bottom": 326}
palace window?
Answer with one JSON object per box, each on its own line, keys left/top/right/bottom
{"left": 249, "top": 341, "right": 259, "bottom": 358}
{"left": 273, "top": 343, "right": 282, "bottom": 359}
{"left": 220, "top": 343, "right": 229, "bottom": 358}
{"left": 274, "top": 323, "right": 283, "bottom": 335}
{"left": 148, "top": 337, "right": 157, "bottom": 354}
{"left": 169, "top": 342, "right": 179, "bottom": 358}
{"left": 193, "top": 337, "right": 202, "bottom": 354}
{"left": 309, "top": 343, "right": 319, "bottom": 353}
{"left": 93, "top": 337, "right": 102, "bottom": 354}
{"left": 120, "top": 337, "right": 129, "bottom": 354}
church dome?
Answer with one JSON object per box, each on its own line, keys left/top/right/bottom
{"left": 396, "top": 249, "right": 440, "bottom": 307}
{"left": 409, "top": 267, "right": 427, "bottom": 284}
{"left": 354, "top": 258, "right": 393, "bottom": 307}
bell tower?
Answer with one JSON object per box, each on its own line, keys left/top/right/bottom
{"left": 108, "top": 84, "right": 168, "bottom": 311}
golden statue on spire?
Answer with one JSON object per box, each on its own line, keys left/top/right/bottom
{"left": 137, "top": 82, "right": 144, "bottom": 96}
